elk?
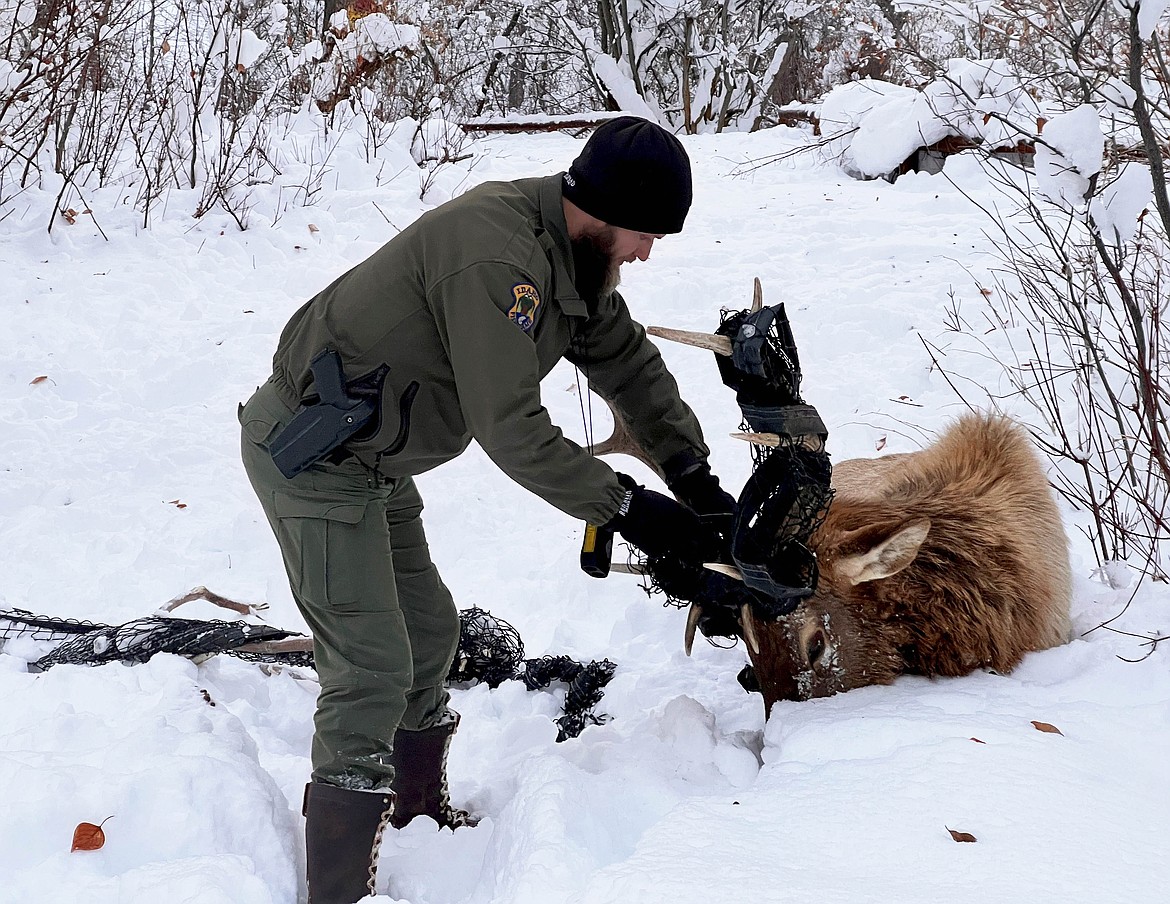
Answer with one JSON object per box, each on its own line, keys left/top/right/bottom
{"left": 598, "top": 282, "right": 1073, "bottom": 716}
{"left": 739, "top": 412, "right": 1072, "bottom": 714}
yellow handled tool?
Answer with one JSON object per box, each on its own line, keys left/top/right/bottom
{"left": 579, "top": 523, "right": 614, "bottom": 578}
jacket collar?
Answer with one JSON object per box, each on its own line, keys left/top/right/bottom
{"left": 537, "top": 174, "right": 589, "bottom": 318}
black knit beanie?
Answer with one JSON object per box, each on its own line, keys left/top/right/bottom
{"left": 562, "top": 116, "right": 692, "bottom": 235}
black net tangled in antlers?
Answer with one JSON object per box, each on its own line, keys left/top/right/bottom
{"left": 714, "top": 303, "right": 835, "bottom": 617}
{"left": 636, "top": 298, "right": 836, "bottom": 632}
{"left": 0, "top": 604, "right": 615, "bottom": 741}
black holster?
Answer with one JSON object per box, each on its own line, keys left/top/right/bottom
{"left": 269, "top": 349, "right": 380, "bottom": 479}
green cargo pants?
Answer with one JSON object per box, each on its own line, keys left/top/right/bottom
{"left": 239, "top": 379, "right": 460, "bottom": 789}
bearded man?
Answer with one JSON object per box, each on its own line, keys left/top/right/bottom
{"left": 238, "top": 116, "right": 736, "bottom": 904}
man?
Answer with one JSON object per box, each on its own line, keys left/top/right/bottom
{"left": 239, "top": 116, "right": 736, "bottom": 904}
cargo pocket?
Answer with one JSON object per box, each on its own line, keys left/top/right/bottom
{"left": 239, "top": 399, "right": 283, "bottom": 449}
{"left": 272, "top": 495, "right": 385, "bottom": 613}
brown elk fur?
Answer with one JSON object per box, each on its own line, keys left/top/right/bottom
{"left": 745, "top": 414, "right": 1072, "bottom": 715}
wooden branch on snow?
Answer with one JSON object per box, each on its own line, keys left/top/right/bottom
{"left": 236, "top": 637, "right": 316, "bottom": 655}
{"left": 459, "top": 115, "right": 621, "bottom": 134}
{"left": 159, "top": 586, "right": 315, "bottom": 656}
{"left": 160, "top": 585, "right": 269, "bottom": 617}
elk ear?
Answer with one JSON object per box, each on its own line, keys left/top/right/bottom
{"left": 835, "top": 518, "right": 931, "bottom": 585}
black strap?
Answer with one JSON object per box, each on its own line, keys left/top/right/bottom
{"left": 730, "top": 450, "right": 818, "bottom": 614}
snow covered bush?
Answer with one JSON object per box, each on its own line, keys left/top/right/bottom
{"left": 913, "top": 1, "right": 1170, "bottom": 584}
{"left": 311, "top": 9, "right": 419, "bottom": 114}
{"left": 819, "top": 59, "right": 1042, "bottom": 178}
{"left": 0, "top": 0, "right": 291, "bottom": 228}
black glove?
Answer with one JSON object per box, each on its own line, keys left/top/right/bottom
{"left": 666, "top": 463, "right": 737, "bottom": 519}
{"left": 607, "top": 474, "right": 707, "bottom": 563}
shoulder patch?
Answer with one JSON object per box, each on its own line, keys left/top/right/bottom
{"left": 508, "top": 283, "right": 541, "bottom": 334}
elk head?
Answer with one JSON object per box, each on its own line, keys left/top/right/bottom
{"left": 742, "top": 514, "right": 931, "bottom": 716}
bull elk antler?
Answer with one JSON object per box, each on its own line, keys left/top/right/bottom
{"left": 588, "top": 396, "right": 665, "bottom": 481}
{"left": 589, "top": 398, "right": 761, "bottom": 655}
{"left": 648, "top": 278, "right": 822, "bottom": 456}
{"left": 591, "top": 279, "right": 791, "bottom": 654}
{"left": 589, "top": 399, "right": 732, "bottom": 655}
{"left": 644, "top": 276, "right": 764, "bottom": 357}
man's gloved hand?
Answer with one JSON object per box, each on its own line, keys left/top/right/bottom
{"left": 667, "top": 463, "right": 737, "bottom": 519}
{"left": 607, "top": 474, "right": 707, "bottom": 563}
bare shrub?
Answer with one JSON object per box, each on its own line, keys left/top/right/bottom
{"left": 918, "top": 1, "right": 1169, "bottom": 585}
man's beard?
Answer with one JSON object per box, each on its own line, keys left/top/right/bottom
{"left": 571, "top": 226, "right": 622, "bottom": 305}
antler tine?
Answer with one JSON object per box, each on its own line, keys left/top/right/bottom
{"left": 589, "top": 396, "right": 666, "bottom": 481}
{"left": 646, "top": 326, "right": 733, "bottom": 356}
{"left": 741, "top": 604, "right": 761, "bottom": 655}
{"left": 684, "top": 604, "right": 701, "bottom": 656}
{"left": 730, "top": 432, "right": 825, "bottom": 453}
{"left": 648, "top": 278, "right": 763, "bottom": 354}
{"left": 731, "top": 431, "right": 781, "bottom": 448}
{"left": 703, "top": 562, "right": 744, "bottom": 581}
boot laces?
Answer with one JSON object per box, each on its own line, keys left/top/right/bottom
{"left": 367, "top": 795, "right": 394, "bottom": 897}
{"left": 436, "top": 737, "right": 475, "bottom": 828}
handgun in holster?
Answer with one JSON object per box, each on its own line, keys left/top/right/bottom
{"left": 269, "top": 348, "right": 378, "bottom": 479}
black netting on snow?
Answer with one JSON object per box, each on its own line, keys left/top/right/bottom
{"left": 0, "top": 604, "right": 613, "bottom": 740}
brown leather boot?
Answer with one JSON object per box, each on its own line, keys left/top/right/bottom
{"left": 389, "top": 713, "right": 477, "bottom": 830}
{"left": 302, "top": 781, "right": 395, "bottom": 904}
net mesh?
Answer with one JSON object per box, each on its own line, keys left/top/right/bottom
{"left": 732, "top": 438, "right": 834, "bottom": 619}
{"left": 0, "top": 609, "right": 311, "bottom": 669}
{"left": 0, "top": 603, "right": 614, "bottom": 740}
{"left": 632, "top": 302, "right": 836, "bottom": 627}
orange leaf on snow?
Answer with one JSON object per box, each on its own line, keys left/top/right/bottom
{"left": 1032, "top": 720, "right": 1063, "bottom": 735}
{"left": 947, "top": 827, "right": 978, "bottom": 843}
{"left": 71, "top": 816, "right": 113, "bottom": 852}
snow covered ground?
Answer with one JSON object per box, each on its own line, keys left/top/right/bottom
{"left": 1, "top": 121, "right": 1167, "bottom": 904}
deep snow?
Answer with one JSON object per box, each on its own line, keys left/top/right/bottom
{"left": 1, "top": 120, "right": 1167, "bottom": 904}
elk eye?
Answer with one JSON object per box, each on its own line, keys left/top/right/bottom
{"left": 807, "top": 630, "right": 826, "bottom": 667}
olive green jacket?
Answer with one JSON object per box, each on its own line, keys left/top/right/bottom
{"left": 269, "top": 174, "right": 708, "bottom": 526}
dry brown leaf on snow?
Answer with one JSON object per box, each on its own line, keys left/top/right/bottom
{"left": 1032, "top": 720, "right": 1063, "bottom": 735}
{"left": 946, "top": 827, "right": 978, "bottom": 843}
{"left": 164, "top": 499, "right": 188, "bottom": 509}
{"left": 308, "top": 223, "right": 320, "bottom": 234}
{"left": 30, "top": 375, "right": 49, "bottom": 385}
{"left": 969, "top": 737, "right": 985, "bottom": 744}
{"left": 875, "top": 435, "right": 887, "bottom": 451}
{"left": 71, "top": 816, "right": 113, "bottom": 852}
